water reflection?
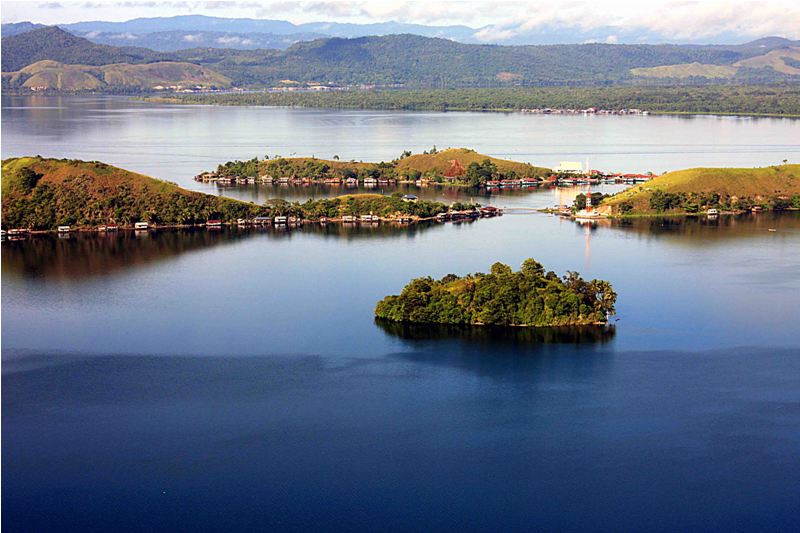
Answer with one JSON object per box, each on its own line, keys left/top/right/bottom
{"left": 377, "top": 319, "right": 616, "bottom": 346}
{"left": 606, "top": 212, "right": 800, "bottom": 241}
{"left": 0, "top": 221, "right": 469, "bottom": 279}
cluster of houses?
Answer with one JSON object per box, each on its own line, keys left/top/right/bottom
{"left": 0, "top": 206, "right": 503, "bottom": 240}
{"left": 194, "top": 172, "right": 399, "bottom": 188}
{"left": 521, "top": 107, "right": 649, "bottom": 115}
{"left": 550, "top": 161, "right": 654, "bottom": 185}
{"left": 485, "top": 178, "right": 541, "bottom": 189}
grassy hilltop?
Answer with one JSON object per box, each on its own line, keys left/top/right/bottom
{"left": 394, "top": 148, "right": 547, "bottom": 178}
{"left": 602, "top": 164, "right": 800, "bottom": 215}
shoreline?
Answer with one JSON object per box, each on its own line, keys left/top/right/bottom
{"left": 1, "top": 212, "right": 495, "bottom": 236}
{"left": 142, "top": 96, "right": 800, "bottom": 119}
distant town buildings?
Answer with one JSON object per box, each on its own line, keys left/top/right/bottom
{"left": 520, "top": 107, "right": 649, "bottom": 115}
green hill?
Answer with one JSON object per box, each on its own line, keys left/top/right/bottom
{"left": 1, "top": 157, "right": 262, "bottom": 229}
{"left": 601, "top": 164, "right": 800, "bottom": 215}
{"left": 1, "top": 27, "right": 170, "bottom": 72}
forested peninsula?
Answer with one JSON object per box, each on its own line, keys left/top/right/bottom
{"left": 0, "top": 157, "right": 485, "bottom": 231}
{"left": 158, "top": 85, "right": 800, "bottom": 117}
{"left": 375, "top": 260, "right": 617, "bottom": 327}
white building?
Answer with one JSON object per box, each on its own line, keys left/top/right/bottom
{"left": 554, "top": 161, "right": 583, "bottom": 174}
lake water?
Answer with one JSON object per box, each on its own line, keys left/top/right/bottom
{"left": 2, "top": 96, "right": 800, "bottom": 532}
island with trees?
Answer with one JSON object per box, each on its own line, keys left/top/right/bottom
{"left": 375, "top": 260, "right": 617, "bottom": 327}
{"left": 598, "top": 164, "right": 800, "bottom": 216}
{"left": 0, "top": 157, "right": 495, "bottom": 232}
{"left": 198, "top": 148, "right": 550, "bottom": 188}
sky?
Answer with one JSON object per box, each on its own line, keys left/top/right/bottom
{"left": 1, "top": 0, "right": 799, "bottom": 42}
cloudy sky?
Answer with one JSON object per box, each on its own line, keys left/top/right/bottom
{"left": 2, "top": 0, "right": 799, "bottom": 42}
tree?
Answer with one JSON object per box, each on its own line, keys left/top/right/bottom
{"left": 574, "top": 193, "right": 587, "bottom": 210}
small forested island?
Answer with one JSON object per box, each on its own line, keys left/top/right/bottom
{"left": 199, "top": 147, "right": 550, "bottom": 188}
{"left": 375, "top": 260, "right": 617, "bottom": 327}
{"left": 0, "top": 157, "right": 491, "bottom": 231}
{"left": 599, "top": 164, "right": 800, "bottom": 216}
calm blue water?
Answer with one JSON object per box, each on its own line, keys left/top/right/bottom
{"left": 3, "top": 97, "right": 800, "bottom": 531}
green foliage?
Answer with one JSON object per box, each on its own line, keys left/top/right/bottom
{"left": 18, "top": 167, "right": 43, "bottom": 192}
{"left": 574, "top": 193, "right": 587, "bottom": 210}
{"left": 171, "top": 85, "right": 800, "bottom": 116}
{"left": 465, "top": 159, "right": 497, "bottom": 186}
{"left": 375, "top": 259, "right": 617, "bottom": 327}
{"left": 217, "top": 157, "right": 260, "bottom": 177}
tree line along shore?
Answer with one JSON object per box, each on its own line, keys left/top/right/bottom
{"left": 0, "top": 157, "right": 501, "bottom": 233}
{"left": 153, "top": 85, "right": 800, "bottom": 117}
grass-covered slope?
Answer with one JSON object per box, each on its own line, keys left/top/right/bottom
{"left": 395, "top": 148, "right": 549, "bottom": 178}
{"left": 3, "top": 60, "right": 231, "bottom": 91}
{"left": 375, "top": 259, "right": 617, "bottom": 327}
{"left": 631, "top": 62, "right": 738, "bottom": 79}
{"left": 602, "top": 164, "right": 800, "bottom": 215}
{"left": 1, "top": 157, "right": 261, "bottom": 229}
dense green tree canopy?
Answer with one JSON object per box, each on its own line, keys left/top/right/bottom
{"left": 375, "top": 259, "right": 617, "bottom": 327}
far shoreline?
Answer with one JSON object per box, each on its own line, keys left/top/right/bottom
{"left": 139, "top": 96, "right": 800, "bottom": 120}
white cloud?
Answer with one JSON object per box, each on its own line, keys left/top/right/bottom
{"left": 109, "top": 32, "right": 138, "bottom": 39}
{"left": 182, "top": 33, "right": 202, "bottom": 41}
{"left": 473, "top": 25, "right": 518, "bottom": 42}
{"left": 216, "top": 35, "right": 254, "bottom": 45}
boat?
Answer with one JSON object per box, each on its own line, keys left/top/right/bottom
{"left": 134, "top": 222, "right": 149, "bottom": 230}
{"left": 57, "top": 226, "right": 72, "bottom": 233}
{"left": 206, "top": 219, "right": 223, "bottom": 227}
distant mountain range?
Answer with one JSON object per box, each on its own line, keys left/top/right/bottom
{"left": 3, "top": 14, "right": 798, "bottom": 49}
{"left": 2, "top": 26, "right": 799, "bottom": 92}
